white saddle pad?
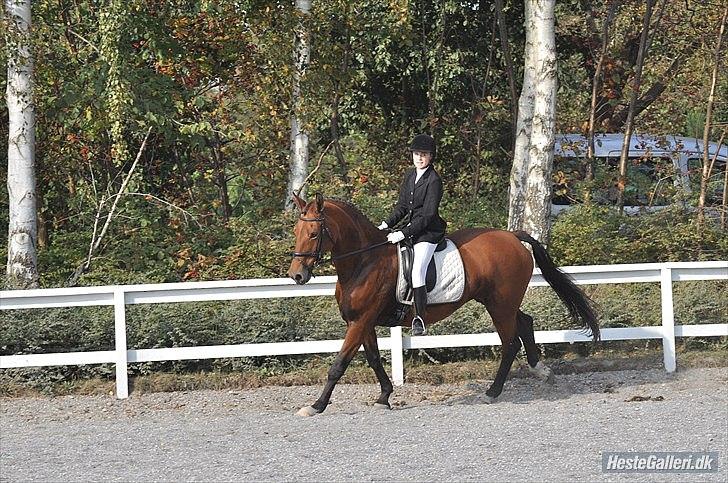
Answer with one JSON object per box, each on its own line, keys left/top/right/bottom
{"left": 396, "top": 239, "right": 465, "bottom": 305}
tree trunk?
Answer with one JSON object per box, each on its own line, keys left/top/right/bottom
{"left": 605, "top": 53, "right": 687, "bottom": 132}
{"left": 424, "top": 1, "right": 447, "bottom": 132}
{"left": 285, "top": 0, "right": 311, "bottom": 210}
{"left": 508, "top": 0, "right": 537, "bottom": 232}
{"left": 522, "top": 0, "right": 557, "bottom": 244}
{"left": 99, "top": 0, "right": 129, "bottom": 166}
{"left": 508, "top": 0, "right": 557, "bottom": 245}
{"left": 211, "top": 131, "right": 232, "bottom": 222}
{"left": 5, "top": 0, "right": 39, "bottom": 289}
{"left": 330, "top": 6, "right": 352, "bottom": 195}
{"left": 495, "top": 0, "right": 518, "bottom": 135}
{"left": 722, "top": 150, "right": 728, "bottom": 230}
{"left": 698, "top": 4, "right": 727, "bottom": 227}
{"left": 586, "top": 1, "right": 618, "bottom": 190}
{"left": 472, "top": 132, "right": 482, "bottom": 200}
{"left": 330, "top": 91, "right": 351, "bottom": 193}
{"left": 616, "top": 0, "right": 656, "bottom": 214}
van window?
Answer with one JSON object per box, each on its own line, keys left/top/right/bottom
{"left": 552, "top": 154, "right": 682, "bottom": 207}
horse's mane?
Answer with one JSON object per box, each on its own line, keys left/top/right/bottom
{"left": 325, "top": 197, "right": 376, "bottom": 228}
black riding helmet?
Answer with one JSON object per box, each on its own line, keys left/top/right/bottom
{"left": 409, "top": 134, "right": 436, "bottom": 161}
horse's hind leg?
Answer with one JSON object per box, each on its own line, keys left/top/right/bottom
{"left": 483, "top": 308, "right": 522, "bottom": 403}
{"left": 363, "top": 327, "right": 393, "bottom": 409}
{"left": 517, "top": 310, "right": 554, "bottom": 384}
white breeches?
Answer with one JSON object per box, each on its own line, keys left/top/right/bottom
{"left": 412, "top": 242, "right": 437, "bottom": 288}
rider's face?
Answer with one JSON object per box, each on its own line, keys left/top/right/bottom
{"left": 412, "top": 150, "right": 432, "bottom": 169}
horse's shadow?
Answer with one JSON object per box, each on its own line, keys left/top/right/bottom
{"left": 402, "top": 356, "right": 685, "bottom": 408}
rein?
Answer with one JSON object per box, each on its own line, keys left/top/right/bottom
{"left": 328, "top": 240, "right": 390, "bottom": 262}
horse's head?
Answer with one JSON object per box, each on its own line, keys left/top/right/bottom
{"left": 288, "top": 192, "right": 332, "bottom": 285}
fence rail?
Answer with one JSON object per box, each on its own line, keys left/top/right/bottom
{"left": 1, "top": 261, "right": 726, "bottom": 399}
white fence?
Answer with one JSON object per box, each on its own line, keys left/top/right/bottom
{"left": 1, "top": 261, "right": 726, "bottom": 399}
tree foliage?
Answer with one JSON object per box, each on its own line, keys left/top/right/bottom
{"left": 0, "top": 0, "right": 725, "bottom": 289}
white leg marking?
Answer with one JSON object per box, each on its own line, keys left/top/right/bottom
{"left": 296, "top": 405, "right": 321, "bottom": 417}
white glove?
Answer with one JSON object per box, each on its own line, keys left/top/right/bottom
{"left": 387, "top": 231, "right": 405, "bottom": 244}
{"left": 377, "top": 221, "right": 389, "bottom": 231}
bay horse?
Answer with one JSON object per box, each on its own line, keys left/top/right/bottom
{"left": 287, "top": 193, "right": 599, "bottom": 416}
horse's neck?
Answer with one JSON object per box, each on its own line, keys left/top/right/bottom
{"left": 327, "top": 203, "right": 388, "bottom": 282}
{"left": 328, "top": 203, "right": 381, "bottom": 251}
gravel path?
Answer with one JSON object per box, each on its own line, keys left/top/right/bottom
{"left": 1, "top": 366, "right": 726, "bottom": 482}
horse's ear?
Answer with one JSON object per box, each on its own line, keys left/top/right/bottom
{"left": 315, "top": 192, "right": 324, "bottom": 212}
{"left": 292, "top": 193, "right": 306, "bottom": 212}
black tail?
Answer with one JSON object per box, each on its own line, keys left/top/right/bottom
{"left": 515, "top": 231, "right": 600, "bottom": 342}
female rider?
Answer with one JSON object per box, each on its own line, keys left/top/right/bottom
{"left": 378, "top": 134, "right": 447, "bottom": 336}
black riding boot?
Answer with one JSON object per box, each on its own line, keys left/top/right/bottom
{"left": 412, "top": 286, "right": 428, "bottom": 336}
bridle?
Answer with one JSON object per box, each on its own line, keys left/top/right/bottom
{"left": 290, "top": 212, "right": 390, "bottom": 268}
{"left": 290, "top": 214, "right": 332, "bottom": 266}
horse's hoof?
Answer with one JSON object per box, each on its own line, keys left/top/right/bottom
{"left": 533, "top": 361, "right": 555, "bottom": 385}
{"left": 296, "top": 406, "right": 321, "bottom": 417}
{"left": 373, "top": 403, "right": 391, "bottom": 410}
{"left": 483, "top": 394, "right": 497, "bottom": 404}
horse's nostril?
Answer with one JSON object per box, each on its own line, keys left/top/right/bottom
{"left": 295, "top": 274, "right": 303, "bottom": 282}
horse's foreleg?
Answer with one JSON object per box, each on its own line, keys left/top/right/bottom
{"left": 363, "top": 327, "right": 393, "bottom": 409}
{"left": 296, "top": 323, "right": 365, "bottom": 417}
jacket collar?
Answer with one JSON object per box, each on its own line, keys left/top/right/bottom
{"left": 413, "top": 164, "right": 433, "bottom": 187}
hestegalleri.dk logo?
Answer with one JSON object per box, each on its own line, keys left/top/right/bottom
{"left": 602, "top": 452, "right": 719, "bottom": 473}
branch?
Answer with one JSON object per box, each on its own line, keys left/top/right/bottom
{"left": 67, "top": 127, "right": 153, "bottom": 286}
{"left": 606, "top": 52, "right": 689, "bottom": 130}
{"left": 92, "top": 128, "right": 153, "bottom": 255}
{"left": 295, "top": 140, "right": 335, "bottom": 198}
{"left": 125, "top": 192, "right": 204, "bottom": 229}
{"left": 67, "top": 28, "right": 99, "bottom": 53}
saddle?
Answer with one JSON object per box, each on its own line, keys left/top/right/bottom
{"left": 396, "top": 238, "right": 465, "bottom": 306}
{"left": 399, "top": 239, "right": 447, "bottom": 298}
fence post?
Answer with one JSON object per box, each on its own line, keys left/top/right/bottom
{"left": 114, "top": 288, "right": 129, "bottom": 398}
{"left": 389, "top": 326, "right": 404, "bottom": 386}
{"left": 660, "top": 267, "right": 676, "bottom": 373}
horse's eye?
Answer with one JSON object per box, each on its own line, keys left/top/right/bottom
{"left": 309, "top": 232, "right": 318, "bottom": 239}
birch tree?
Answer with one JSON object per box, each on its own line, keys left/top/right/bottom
{"left": 495, "top": 0, "right": 518, "bottom": 135}
{"left": 285, "top": 0, "right": 311, "bottom": 210}
{"left": 5, "top": 0, "right": 39, "bottom": 289}
{"left": 508, "top": 0, "right": 557, "bottom": 244}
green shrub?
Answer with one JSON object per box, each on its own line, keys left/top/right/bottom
{"left": 550, "top": 205, "right": 728, "bottom": 266}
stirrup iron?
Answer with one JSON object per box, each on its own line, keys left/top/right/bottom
{"left": 411, "top": 315, "right": 426, "bottom": 336}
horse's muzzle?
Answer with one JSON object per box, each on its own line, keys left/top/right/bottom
{"left": 288, "top": 266, "right": 312, "bottom": 285}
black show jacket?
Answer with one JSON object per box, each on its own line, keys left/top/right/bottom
{"left": 385, "top": 165, "right": 447, "bottom": 244}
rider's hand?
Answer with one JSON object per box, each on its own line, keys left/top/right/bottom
{"left": 377, "top": 221, "right": 389, "bottom": 231}
{"left": 387, "top": 231, "right": 405, "bottom": 244}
